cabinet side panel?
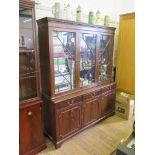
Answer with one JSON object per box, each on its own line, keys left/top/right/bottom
{"left": 38, "top": 22, "right": 51, "bottom": 96}
{"left": 42, "top": 95, "right": 56, "bottom": 141}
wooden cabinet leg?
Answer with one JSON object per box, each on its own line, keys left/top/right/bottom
{"left": 55, "top": 143, "right": 61, "bottom": 149}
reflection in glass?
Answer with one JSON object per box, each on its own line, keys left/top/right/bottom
{"left": 80, "top": 33, "right": 96, "bottom": 86}
{"left": 19, "top": 75, "right": 37, "bottom": 100}
{"left": 19, "top": 52, "right": 35, "bottom": 75}
{"left": 19, "top": 51, "right": 37, "bottom": 101}
{"left": 53, "top": 31, "right": 76, "bottom": 93}
{"left": 19, "top": 7, "right": 34, "bottom": 49}
{"left": 99, "top": 35, "right": 112, "bottom": 81}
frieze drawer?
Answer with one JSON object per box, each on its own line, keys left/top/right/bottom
{"left": 83, "top": 92, "right": 96, "bottom": 101}
{"left": 55, "top": 96, "right": 82, "bottom": 110}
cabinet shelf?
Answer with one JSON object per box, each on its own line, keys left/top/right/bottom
{"left": 19, "top": 49, "right": 34, "bottom": 52}
{"left": 19, "top": 27, "right": 32, "bottom": 30}
{"left": 19, "top": 71, "right": 37, "bottom": 76}
{"left": 19, "top": 74, "right": 36, "bottom": 80}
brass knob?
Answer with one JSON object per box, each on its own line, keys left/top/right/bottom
{"left": 28, "top": 111, "right": 32, "bottom": 116}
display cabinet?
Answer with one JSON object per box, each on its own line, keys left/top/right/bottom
{"left": 19, "top": 0, "right": 46, "bottom": 154}
{"left": 37, "top": 17, "right": 116, "bottom": 148}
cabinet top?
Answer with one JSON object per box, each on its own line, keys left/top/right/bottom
{"left": 19, "top": 0, "right": 35, "bottom": 6}
{"left": 37, "top": 17, "right": 116, "bottom": 31}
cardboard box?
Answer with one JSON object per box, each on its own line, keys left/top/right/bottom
{"left": 115, "top": 91, "right": 135, "bottom": 120}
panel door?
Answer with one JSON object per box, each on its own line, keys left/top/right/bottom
{"left": 19, "top": 103, "right": 44, "bottom": 154}
{"left": 98, "top": 94, "right": 106, "bottom": 117}
{"left": 57, "top": 108, "right": 71, "bottom": 139}
{"left": 57, "top": 104, "right": 81, "bottom": 139}
{"left": 107, "top": 90, "right": 116, "bottom": 112}
{"left": 104, "top": 90, "right": 116, "bottom": 114}
{"left": 116, "top": 13, "right": 135, "bottom": 94}
{"left": 91, "top": 98, "right": 100, "bottom": 121}
{"left": 51, "top": 30, "right": 76, "bottom": 95}
{"left": 82, "top": 100, "right": 93, "bottom": 127}
{"left": 98, "top": 34, "right": 114, "bottom": 82}
{"left": 70, "top": 106, "right": 81, "bottom": 132}
{"left": 79, "top": 32, "right": 97, "bottom": 87}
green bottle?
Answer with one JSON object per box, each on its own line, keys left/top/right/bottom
{"left": 76, "top": 5, "right": 81, "bottom": 22}
{"left": 104, "top": 16, "right": 110, "bottom": 26}
{"left": 95, "top": 10, "right": 100, "bottom": 25}
{"left": 88, "top": 11, "right": 94, "bottom": 24}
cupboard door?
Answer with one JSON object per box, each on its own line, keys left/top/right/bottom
{"left": 107, "top": 90, "right": 116, "bottom": 112}
{"left": 91, "top": 98, "right": 99, "bottom": 121}
{"left": 57, "top": 108, "right": 71, "bottom": 139}
{"left": 104, "top": 90, "right": 116, "bottom": 114}
{"left": 19, "top": 7, "right": 34, "bottom": 49}
{"left": 19, "top": 103, "right": 44, "bottom": 154}
{"left": 82, "top": 100, "right": 93, "bottom": 127}
{"left": 70, "top": 106, "right": 81, "bottom": 132}
{"left": 80, "top": 33, "right": 97, "bottom": 87}
{"left": 52, "top": 31, "right": 76, "bottom": 94}
{"left": 57, "top": 104, "right": 81, "bottom": 139}
{"left": 98, "top": 95, "right": 106, "bottom": 117}
{"left": 98, "top": 34, "right": 114, "bottom": 81}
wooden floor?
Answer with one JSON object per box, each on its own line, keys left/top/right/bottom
{"left": 37, "top": 115, "right": 134, "bottom": 155}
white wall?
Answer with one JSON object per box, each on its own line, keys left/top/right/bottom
{"left": 112, "top": 0, "right": 135, "bottom": 20}
{"left": 34, "top": 0, "right": 134, "bottom": 65}
{"left": 35, "top": 0, "right": 135, "bottom": 22}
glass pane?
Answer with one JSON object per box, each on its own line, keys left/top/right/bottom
{"left": 99, "top": 35, "right": 112, "bottom": 81}
{"left": 19, "top": 75, "right": 37, "bottom": 101}
{"left": 19, "top": 52, "right": 35, "bottom": 76}
{"left": 53, "top": 31, "right": 76, "bottom": 93}
{"left": 19, "top": 7, "right": 34, "bottom": 49}
{"left": 80, "top": 33, "right": 96, "bottom": 86}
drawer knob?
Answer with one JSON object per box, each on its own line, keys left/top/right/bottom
{"left": 27, "top": 111, "right": 32, "bottom": 116}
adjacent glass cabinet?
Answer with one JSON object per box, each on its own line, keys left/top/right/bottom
{"left": 19, "top": 1, "right": 46, "bottom": 155}
{"left": 19, "top": 2, "right": 37, "bottom": 101}
{"left": 37, "top": 17, "right": 116, "bottom": 148}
